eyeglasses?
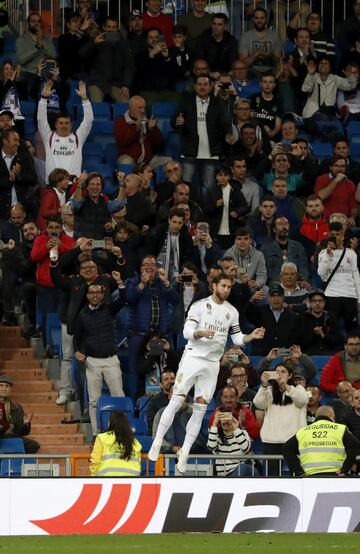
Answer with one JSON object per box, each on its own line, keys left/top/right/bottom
{"left": 347, "top": 343, "right": 360, "bottom": 347}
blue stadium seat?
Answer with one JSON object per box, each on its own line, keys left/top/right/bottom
{"left": 348, "top": 121, "right": 360, "bottom": 143}
{"left": 24, "top": 119, "right": 36, "bottom": 135}
{"left": 113, "top": 103, "right": 129, "bottom": 119}
{"left": 157, "top": 118, "right": 172, "bottom": 139}
{"left": 82, "top": 142, "right": 104, "bottom": 164}
{"left": 315, "top": 120, "right": 344, "bottom": 141}
{"left": 152, "top": 102, "right": 177, "bottom": 118}
{"left": 2, "top": 36, "right": 16, "bottom": 56}
{"left": 164, "top": 130, "right": 181, "bottom": 160}
{"left": 311, "top": 355, "right": 331, "bottom": 369}
{"left": 97, "top": 396, "right": 134, "bottom": 432}
{"left": 92, "top": 102, "right": 112, "bottom": 120}
{"left": 137, "top": 396, "right": 151, "bottom": 426}
{"left": 20, "top": 100, "right": 36, "bottom": 117}
{"left": 105, "top": 143, "right": 118, "bottom": 167}
{"left": 175, "top": 80, "right": 190, "bottom": 93}
{"left": 82, "top": 162, "right": 116, "bottom": 195}
{"left": 350, "top": 142, "right": 360, "bottom": 162}
{"left": 136, "top": 435, "right": 153, "bottom": 452}
{"left": 91, "top": 120, "right": 115, "bottom": 149}
{"left": 310, "top": 142, "right": 333, "bottom": 161}
{"left": 116, "top": 163, "right": 135, "bottom": 175}
{"left": 0, "top": 438, "right": 25, "bottom": 476}
{"left": 129, "top": 417, "right": 148, "bottom": 435}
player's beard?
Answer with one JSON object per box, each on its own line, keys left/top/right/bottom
{"left": 214, "top": 289, "right": 230, "bottom": 303}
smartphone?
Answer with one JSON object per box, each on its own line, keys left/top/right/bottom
{"left": 91, "top": 239, "right": 105, "bottom": 249}
{"left": 105, "top": 31, "right": 120, "bottom": 42}
{"left": 40, "top": 60, "right": 57, "bottom": 81}
{"left": 149, "top": 338, "right": 164, "bottom": 357}
{"left": 237, "top": 267, "right": 247, "bottom": 277}
{"left": 197, "top": 223, "right": 209, "bottom": 233}
{"left": 181, "top": 275, "right": 193, "bottom": 283}
{"left": 219, "top": 412, "right": 232, "bottom": 421}
{"left": 267, "top": 370, "right": 280, "bottom": 380}
{"left": 228, "top": 354, "right": 240, "bottom": 362}
{"left": 158, "top": 34, "right": 165, "bottom": 43}
{"left": 282, "top": 140, "right": 291, "bottom": 152}
{"left": 277, "top": 348, "right": 292, "bottom": 357}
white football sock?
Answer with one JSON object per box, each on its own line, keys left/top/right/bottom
{"left": 152, "top": 395, "right": 184, "bottom": 448}
{"left": 181, "top": 402, "right": 207, "bottom": 457}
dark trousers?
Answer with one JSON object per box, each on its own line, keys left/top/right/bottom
{"left": 126, "top": 334, "right": 147, "bottom": 402}
{"left": 262, "top": 442, "right": 285, "bottom": 476}
{"left": 325, "top": 296, "right": 357, "bottom": 332}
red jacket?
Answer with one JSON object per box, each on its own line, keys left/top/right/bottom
{"left": 31, "top": 232, "right": 75, "bottom": 287}
{"left": 143, "top": 12, "right": 173, "bottom": 46}
{"left": 114, "top": 114, "right": 164, "bottom": 163}
{"left": 37, "top": 188, "right": 62, "bottom": 231}
{"left": 320, "top": 351, "right": 360, "bottom": 392}
{"left": 314, "top": 173, "right": 357, "bottom": 218}
{"left": 208, "top": 406, "right": 260, "bottom": 439}
{"left": 300, "top": 214, "right": 328, "bottom": 244}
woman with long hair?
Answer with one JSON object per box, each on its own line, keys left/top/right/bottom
{"left": 90, "top": 411, "right": 142, "bottom": 476}
{"left": 253, "top": 362, "right": 308, "bottom": 476}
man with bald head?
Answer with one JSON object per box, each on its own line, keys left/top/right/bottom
{"left": 118, "top": 173, "right": 155, "bottom": 229}
{"left": 283, "top": 404, "right": 360, "bottom": 476}
{"left": 114, "top": 94, "right": 171, "bottom": 168}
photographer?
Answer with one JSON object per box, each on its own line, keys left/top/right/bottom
{"left": 258, "top": 345, "right": 316, "bottom": 383}
{"left": 216, "top": 346, "right": 261, "bottom": 393}
{"left": 137, "top": 335, "right": 181, "bottom": 392}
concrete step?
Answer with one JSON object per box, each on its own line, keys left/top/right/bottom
{"left": 0, "top": 360, "right": 42, "bottom": 369}
{"left": 0, "top": 326, "right": 22, "bottom": 337}
{"left": 12, "top": 391, "right": 58, "bottom": 403}
{"left": 0, "top": 348, "right": 35, "bottom": 360}
{"left": 21, "top": 402, "right": 67, "bottom": 413}
{"left": 5, "top": 368, "right": 48, "bottom": 380}
{"left": 31, "top": 434, "right": 85, "bottom": 446}
{"left": 38, "top": 445, "right": 91, "bottom": 455}
{"left": 31, "top": 424, "right": 79, "bottom": 435}
{"left": 32, "top": 413, "right": 73, "bottom": 424}
{"left": 0, "top": 337, "right": 29, "bottom": 348}
{"left": 11, "top": 380, "right": 54, "bottom": 392}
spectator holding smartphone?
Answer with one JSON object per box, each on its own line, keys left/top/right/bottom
{"left": 253, "top": 362, "right": 308, "bottom": 475}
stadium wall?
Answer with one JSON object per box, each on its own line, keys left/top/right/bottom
{"left": 1, "top": 478, "right": 360, "bottom": 535}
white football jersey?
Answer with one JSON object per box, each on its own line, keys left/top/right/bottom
{"left": 183, "top": 296, "right": 244, "bottom": 361}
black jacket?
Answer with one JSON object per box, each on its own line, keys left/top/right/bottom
{"left": 50, "top": 262, "right": 120, "bottom": 333}
{"left": 157, "top": 197, "right": 204, "bottom": 224}
{"left": 245, "top": 302, "right": 300, "bottom": 355}
{"left": 79, "top": 36, "right": 134, "bottom": 88}
{"left": 73, "top": 294, "right": 125, "bottom": 358}
{"left": 0, "top": 149, "right": 37, "bottom": 219}
{"left": 194, "top": 29, "right": 238, "bottom": 72}
{"left": 205, "top": 183, "right": 248, "bottom": 237}
{"left": 172, "top": 93, "right": 229, "bottom": 158}
{"left": 298, "top": 309, "right": 343, "bottom": 355}
{"left": 145, "top": 223, "right": 194, "bottom": 266}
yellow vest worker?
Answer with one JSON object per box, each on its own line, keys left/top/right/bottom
{"left": 283, "top": 405, "right": 360, "bottom": 476}
{"left": 90, "top": 431, "right": 142, "bottom": 477}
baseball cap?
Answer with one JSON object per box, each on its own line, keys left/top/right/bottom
{"left": 269, "top": 282, "right": 284, "bottom": 296}
{"left": 0, "top": 374, "right": 13, "bottom": 385}
{"left": 0, "top": 110, "right": 14, "bottom": 119}
{"left": 129, "top": 10, "right": 143, "bottom": 21}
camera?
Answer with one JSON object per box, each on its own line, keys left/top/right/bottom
{"left": 220, "top": 82, "right": 230, "bottom": 90}
{"left": 181, "top": 275, "right": 193, "bottom": 283}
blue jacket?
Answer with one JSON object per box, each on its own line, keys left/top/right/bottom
{"left": 126, "top": 277, "right": 179, "bottom": 335}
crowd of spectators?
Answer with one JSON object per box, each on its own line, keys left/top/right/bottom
{"left": 1, "top": 0, "right": 360, "bottom": 475}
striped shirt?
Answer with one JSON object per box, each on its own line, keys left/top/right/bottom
{"left": 207, "top": 425, "right": 251, "bottom": 476}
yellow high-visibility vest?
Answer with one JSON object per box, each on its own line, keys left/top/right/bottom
{"left": 296, "top": 419, "right": 346, "bottom": 476}
{"left": 95, "top": 431, "right": 141, "bottom": 477}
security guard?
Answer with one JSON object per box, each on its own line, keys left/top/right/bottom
{"left": 283, "top": 406, "right": 360, "bottom": 476}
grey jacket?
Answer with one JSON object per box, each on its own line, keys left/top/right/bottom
{"left": 223, "top": 245, "right": 267, "bottom": 288}
{"left": 16, "top": 32, "right": 56, "bottom": 74}
{"left": 261, "top": 239, "right": 309, "bottom": 283}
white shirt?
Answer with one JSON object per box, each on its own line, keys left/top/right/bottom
{"left": 54, "top": 187, "right": 66, "bottom": 208}
{"left": 218, "top": 184, "right": 230, "bottom": 235}
{"left": 183, "top": 296, "right": 245, "bottom": 361}
{"left": 318, "top": 247, "right": 360, "bottom": 301}
{"left": 2, "top": 150, "right": 18, "bottom": 206}
{"left": 196, "top": 96, "right": 219, "bottom": 160}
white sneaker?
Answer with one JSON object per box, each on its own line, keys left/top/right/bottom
{"left": 148, "top": 443, "right": 161, "bottom": 462}
{"left": 56, "top": 395, "right": 69, "bottom": 405}
{"left": 176, "top": 449, "right": 188, "bottom": 474}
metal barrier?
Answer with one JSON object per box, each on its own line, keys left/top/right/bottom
{"left": 70, "top": 452, "right": 165, "bottom": 476}
{"left": 0, "top": 453, "right": 72, "bottom": 476}
{"left": 6, "top": 0, "right": 352, "bottom": 39}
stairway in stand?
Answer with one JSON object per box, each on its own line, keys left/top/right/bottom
{"left": 0, "top": 326, "right": 90, "bottom": 473}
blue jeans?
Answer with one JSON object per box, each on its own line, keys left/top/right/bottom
{"left": 182, "top": 158, "right": 218, "bottom": 206}
{"left": 227, "top": 462, "right": 259, "bottom": 477}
